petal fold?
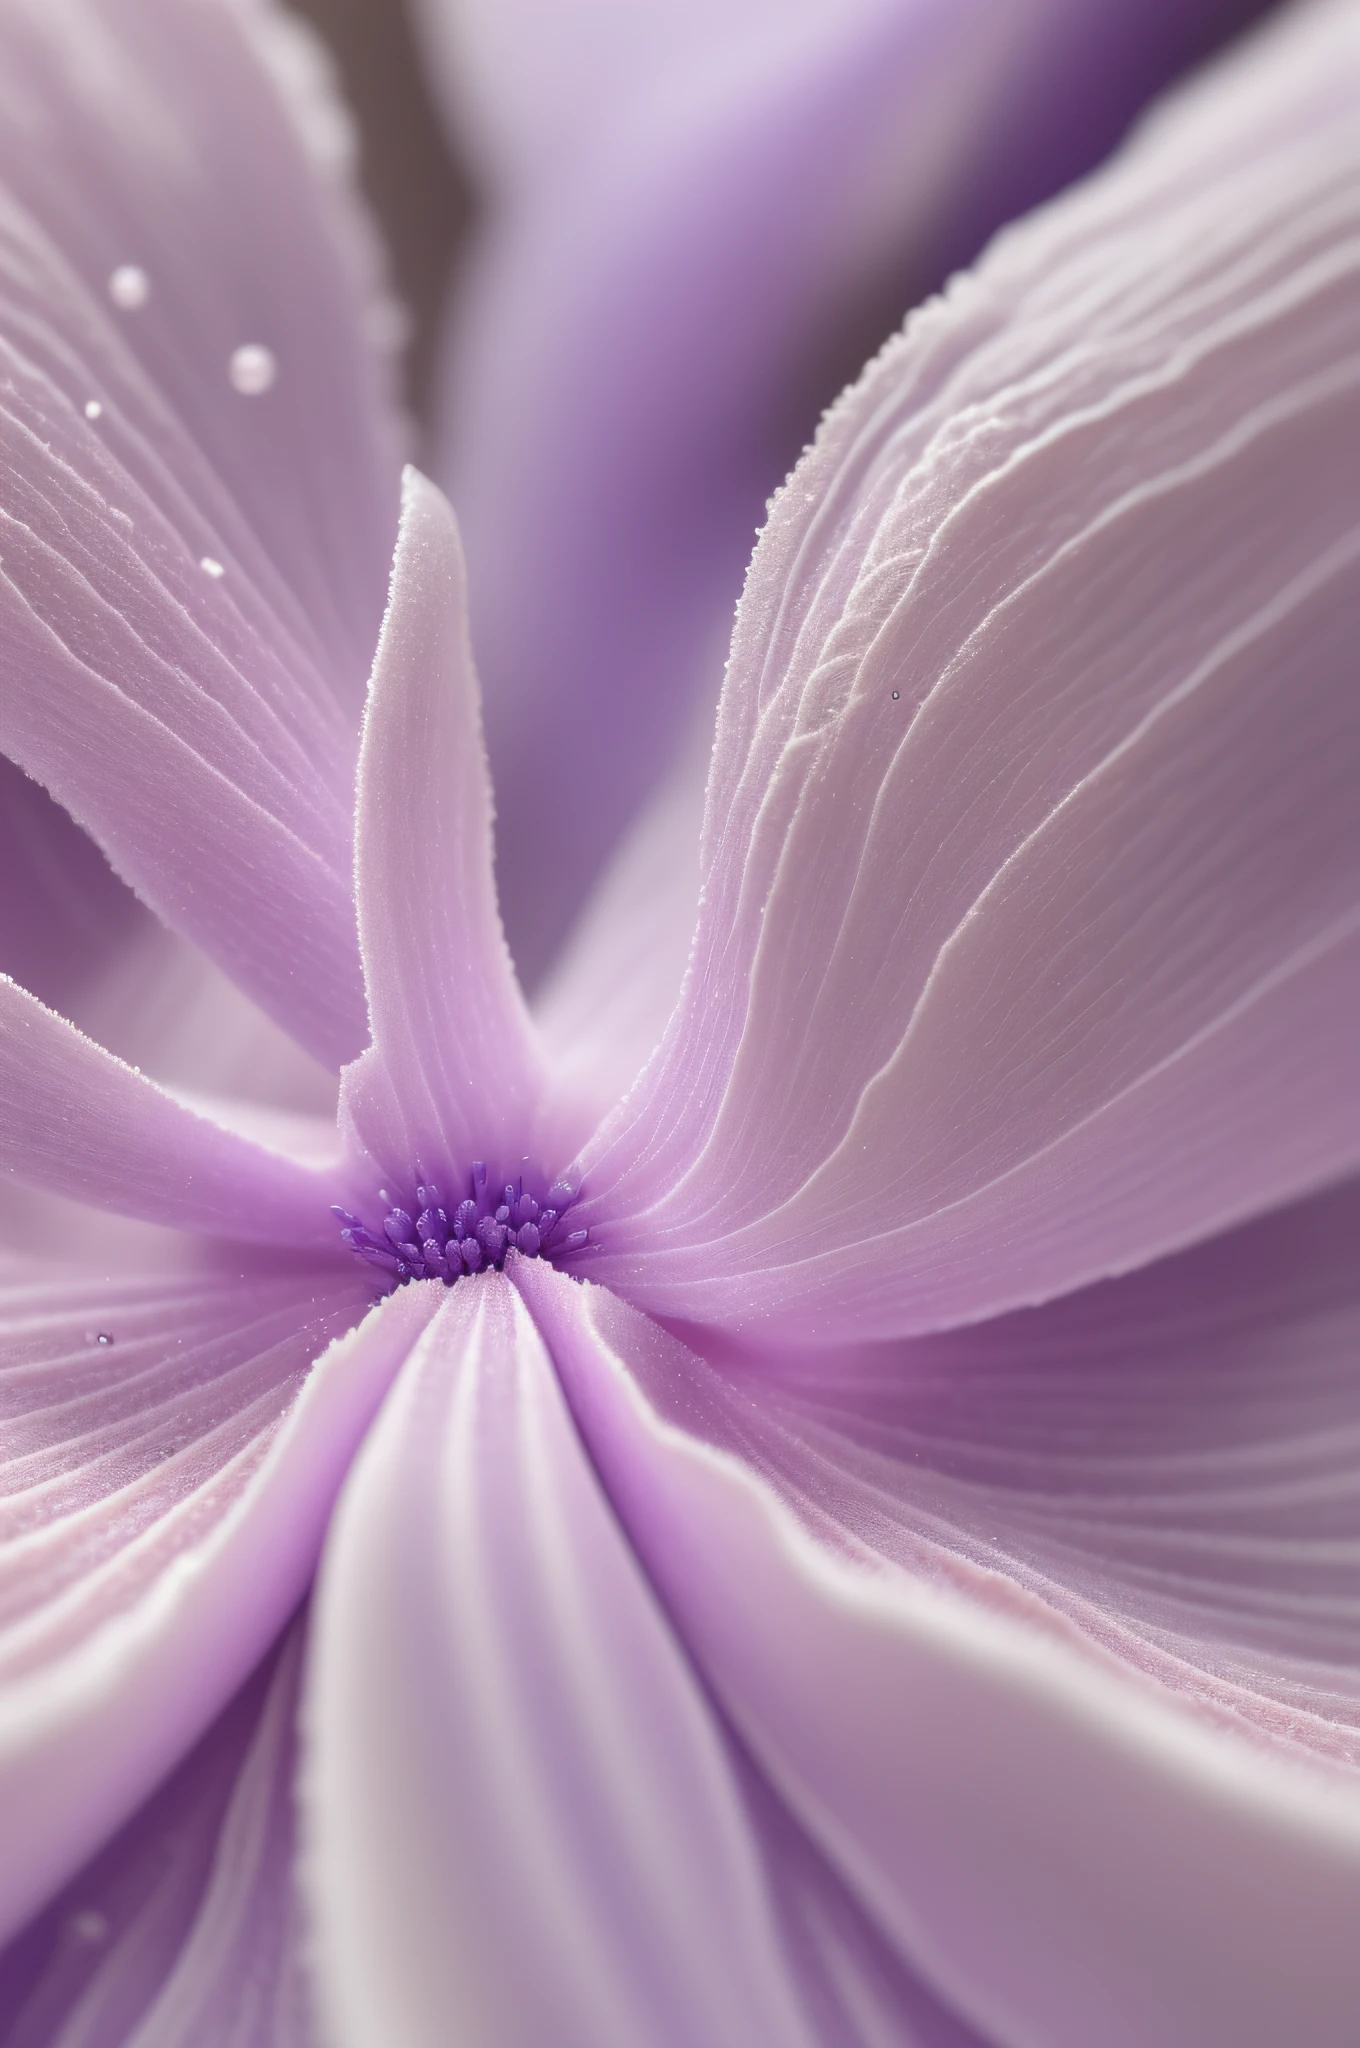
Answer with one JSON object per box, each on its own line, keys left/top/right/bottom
{"left": 532, "top": 1258, "right": 1360, "bottom": 2048}
{"left": 303, "top": 1270, "right": 823, "bottom": 2048}
{"left": 577, "top": 0, "right": 1360, "bottom": 1336}
{"left": 751, "top": 1179, "right": 1360, "bottom": 1750}
{"left": 420, "top": 0, "right": 1276, "bottom": 977}
{"left": 0, "top": 1265, "right": 431, "bottom": 1941}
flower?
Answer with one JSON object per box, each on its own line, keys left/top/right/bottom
{"left": 0, "top": 2, "right": 1358, "bottom": 2045}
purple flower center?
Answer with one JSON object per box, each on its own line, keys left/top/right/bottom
{"left": 332, "top": 1160, "right": 587, "bottom": 1292}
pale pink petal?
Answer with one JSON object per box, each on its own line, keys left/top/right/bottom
{"left": 0, "top": 976, "right": 339, "bottom": 1245}
{"left": 0, "top": 1268, "right": 433, "bottom": 1941}
{"left": 533, "top": 1257, "right": 1360, "bottom": 2048}
{"left": 0, "top": 763, "right": 151, "bottom": 1029}
{"left": 0, "top": 1620, "right": 312, "bottom": 2047}
{"left": 303, "top": 1272, "right": 827, "bottom": 2048}
{"left": 0, "top": 775, "right": 337, "bottom": 1130}
{"left": 0, "top": 0, "right": 404, "bottom": 1066}
{"left": 752, "top": 1179, "right": 1360, "bottom": 1753}
{"left": 576, "top": 0, "right": 1360, "bottom": 1338}
{"left": 338, "top": 471, "right": 552, "bottom": 1194}
{"left": 418, "top": 0, "right": 1275, "bottom": 978}
{"left": 77, "top": 924, "right": 338, "bottom": 1130}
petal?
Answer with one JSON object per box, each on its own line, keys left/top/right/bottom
{"left": 0, "top": 777, "right": 336, "bottom": 1131}
{"left": 303, "top": 1271, "right": 824, "bottom": 2048}
{"left": 752, "top": 1179, "right": 1360, "bottom": 1747}
{"left": 0, "top": 1619, "right": 311, "bottom": 2048}
{"left": 0, "top": 0, "right": 403, "bottom": 1065}
{"left": 0, "top": 974, "right": 339, "bottom": 1245}
{"left": 338, "top": 470, "right": 551, "bottom": 1191}
{"left": 418, "top": 0, "right": 1274, "bottom": 978}
{"left": 0, "top": 760, "right": 151, "bottom": 1027}
{"left": 532, "top": 1258, "right": 1360, "bottom": 2048}
{"left": 534, "top": 720, "right": 707, "bottom": 1133}
{"left": 77, "top": 922, "right": 338, "bottom": 1129}
{"left": 0, "top": 1264, "right": 433, "bottom": 1941}
{"left": 576, "top": 0, "right": 1360, "bottom": 1337}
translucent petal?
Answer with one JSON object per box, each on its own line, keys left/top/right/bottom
{"left": 0, "top": 975, "right": 340, "bottom": 1246}
{"left": 0, "top": 1620, "right": 313, "bottom": 2048}
{"left": 303, "top": 1272, "right": 824, "bottom": 2048}
{"left": 534, "top": 722, "right": 707, "bottom": 1134}
{"left": 0, "top": 1266, "right": 432, "bottom": 1941}
{"left": 419, "top": 0, "right": 1276, "bottom": 979}
{"left": 0, "top": 0, "right": 404, "bottom": 1065}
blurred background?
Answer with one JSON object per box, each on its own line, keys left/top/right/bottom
{"left": 288, "top": 0, "right": 473, "bottom": 426}
{"left": 289, "top": 0, "right": 1276, "bottom": 437}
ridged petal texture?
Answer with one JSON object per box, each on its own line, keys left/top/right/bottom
{"left": 533, "top": 1190, "right": 1360, "bottom": 2048}
{"left": 0, "top": 0, "right": 402, "bottom": 1068}
{"left": 417, "top": 0, "right": 1274, "bottom": 980}
{"left": 0, "top": 1621, "right": 312, "bottom": 2048}
{"left": 0, "top": 1265, "right": 436, "bottom": 1943}
{"left": 576, "top": 0, "right": 1360, "bottom": 1339}
{"left": 302, "top": 1272, "right": 821, "bottom": 2048}
{"left": 338, "top": 470, "right": 553, "bottom": 1196}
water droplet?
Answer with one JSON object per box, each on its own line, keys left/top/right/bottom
{"left": 199, "top": 556, "right": 225, "bottom": 579}
{"left": 891, "top": 690, "right": 900, "bottom": 701}
{"left": 108, "top": 264, "right": 150, "bottom": 311}
{"left": 69, "top": 1910, "right": 109, "bottom": 1944}
{"left": 228, "top": 343, "right": 277, "bottom": 396}
{"left": 84, "top": 1329, "right": 115, "bottom": 1347}
{"left": 83, "top": 399, "right": 103, "bottom": 421}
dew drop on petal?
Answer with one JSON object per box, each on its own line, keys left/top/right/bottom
{"left": 84, "top": 1329, "right": 114, "bottom": 1347}
{"left": 107, "top": 264, "right": 150, "bottom": 310}
{"left": 199, "top": 556, "right": 226, "bottom": 579}
{"left": 228, "top": 343, "right": 277, "bottom": 395}
{"left": 83, "top": 399, "right": 103, "bottom": 420}
{"left": 891, "top": 690, "right": 900, "bottom": 701}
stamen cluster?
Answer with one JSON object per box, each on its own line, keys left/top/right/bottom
{"left": 333, "top": 1161, "right": 586, "bottom": 1291}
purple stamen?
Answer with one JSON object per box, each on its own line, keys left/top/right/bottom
{"left": 337, "top": 1163, "right": 588, "bottom": 1293}
{"left": 478, "top": 1215, "right": 508, "bottom": 1260}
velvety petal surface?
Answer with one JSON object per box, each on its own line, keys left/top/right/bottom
{"left": 0, "top": 1619, "right": 312, "bottom": 2048}
{"left": 303, "top": 1271, "right": 829, "bottom": 2048}
{"left": 0, "top": 974, "right": 340, "bottom": 1245}
{"left": 339, "top": 470, "right": 553, "bottom": 1196}
{"left": 529, "top": 1235, "right": 1360, "bottom": 2048}
{"left": 0, "top": 1263, "right": 432, "bottom": 1942}
{"left": 576, "top": 0, "right": 1360, "bottom": 1338}
{"left": 0, "top": 0, "right": 403, "bottom": 1065}
{"left": 419, "top": 0, "right": 1274, "bottom": 978}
